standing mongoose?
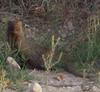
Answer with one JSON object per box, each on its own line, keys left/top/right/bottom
{"left": 7, "top": 19, "right": 46, "bottom": 69}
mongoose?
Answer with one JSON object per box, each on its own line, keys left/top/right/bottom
{"left": 7, "top": 19, "right": 45, "bottom": 69}
{"left": 7, "top": 19, "right": 93, "bottom": 78}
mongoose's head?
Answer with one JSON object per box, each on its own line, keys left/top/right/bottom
{"left": 7, "top": 19, "right": 24, "bottom": 49}
{"left": 14, "top": 20, "right": 23, "bottom": 34}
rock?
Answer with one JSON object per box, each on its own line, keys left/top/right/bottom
{"left": 6, "top": 56, "right": 21, "bottom": 70}
{"left": 54, "top": 73, "right": 65, "bottom": 81}
{"left": 92, "top": 86, "right": 100, "bottom": 92}
{"left": 28, "top": 82, "right": 42, "bottom": 92}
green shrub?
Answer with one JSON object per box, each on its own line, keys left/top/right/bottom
{"left": 71, "top": 15, "right": 100, "bottom": 73}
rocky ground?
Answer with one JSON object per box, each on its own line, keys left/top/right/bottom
{"left": 2, "top": 70, "right": 100, "bottom": 92}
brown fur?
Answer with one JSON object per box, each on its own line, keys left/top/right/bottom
{"left": 7, "top": 20, "right": 25, "bottom": 50}
{"left": 7, "top": 19, "right": 46, "bottom": 69}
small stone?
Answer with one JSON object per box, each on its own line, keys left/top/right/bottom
{"left": 6, "top": 57, "right": 21, "bottom": 70}
{"left": 29, "top": 82, "right": 42, "bottom": 92}
{"left": 54, "top": 74, "right": 65, "bottom": 81}
{"left": 93, "top": 86, "right": 100, "bottom": 92}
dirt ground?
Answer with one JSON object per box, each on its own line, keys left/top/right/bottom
{"left": 2, "top": 70, "right": 100, "bottom": 92}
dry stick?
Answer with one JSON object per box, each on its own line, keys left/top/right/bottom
{"left": 43, "top": 36, "right": 62, "bottom": 92}
{"left": 21, "top": 0, "right": 27, "bottom": 12}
